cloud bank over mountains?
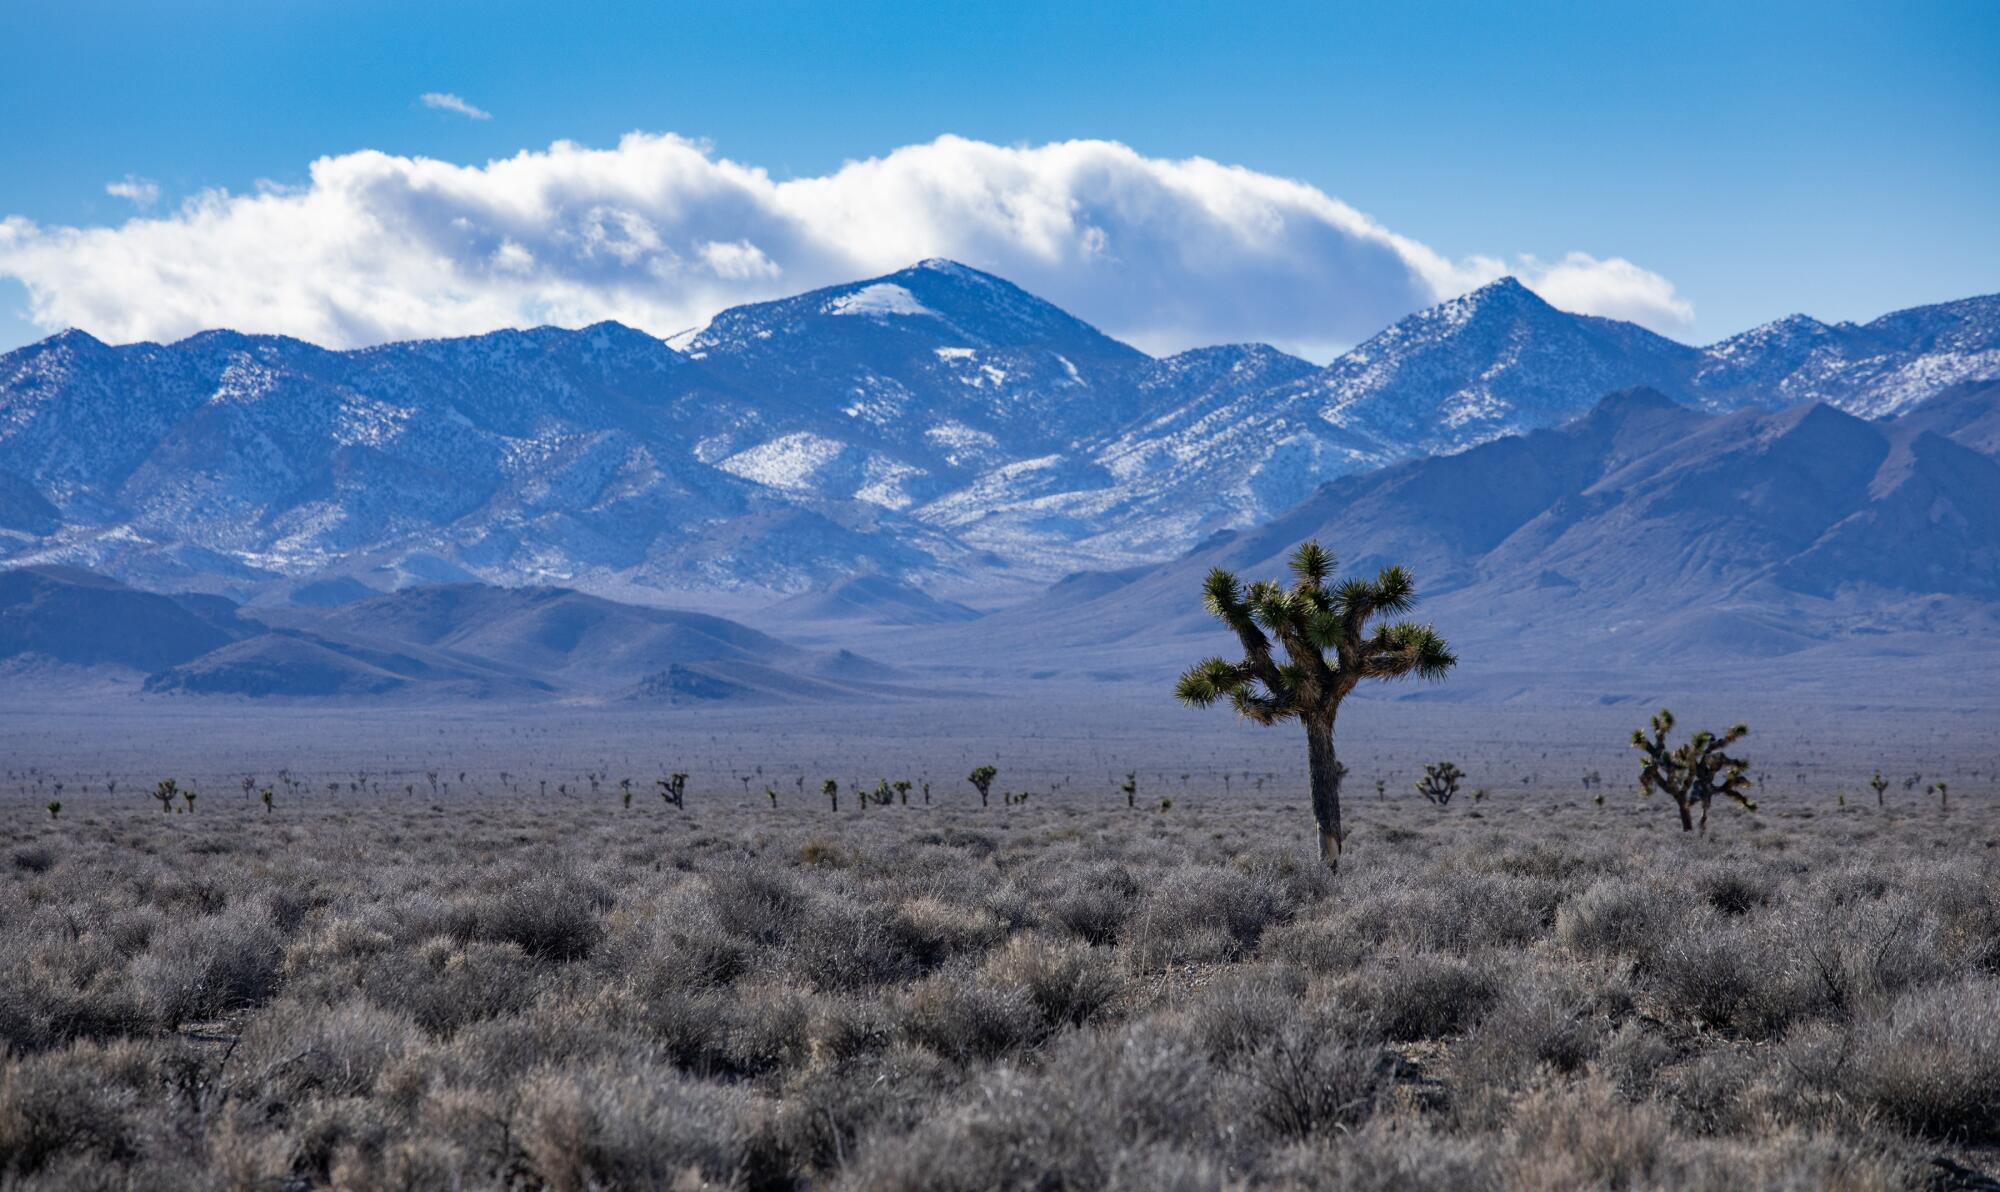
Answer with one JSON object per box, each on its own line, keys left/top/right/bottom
{"left": 0, "top": 134, "right": 1693, "bottom": 357}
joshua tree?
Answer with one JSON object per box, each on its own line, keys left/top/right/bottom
{"left": 1632, "top": 709, "right": 1755, "bottom": 833}
{"left": 1869, "top": 771, "right": 1889, "bottom": 807}
{"left": 968, "top": 765, "right": 997, "bottom": 808}
{"left": 46, "top": 800, "right": 59, "bottom": 819}
{"left": 1416, "top": 762, "right": 1463, "bottom": 807}
{"left": 152, "top": 779, "right": 179, "bottom": 814}
{"left": 922, "top": 781, "right": 931, "bottom": 806}
{"left": 1175, "top": 541, "right": 1455, "bottom": 870}
{"left": 182, "top": 789, "right": 197, "bottom": 813}
{"left": 260, "top": 787, "right": 274, "bottom": 813}
{"left": 823, "top": 778, "right": 839, "bottom": 813}
{"left": 241, "top": 776, "right": 255, "bottom": 802}
{"left": 657, "top": 773, "right": 688, "bottom": 810}
{"left": 893, "top": 780, "right": 912, "bottom": 806}
{"left": 1121, "top": 771, "right": 1137, "bottom": 809}
{"left": 766, "top": 785, "right": 779, "bottom": 809}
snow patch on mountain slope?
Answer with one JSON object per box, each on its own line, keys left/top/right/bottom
{"left": 717, "top": 433, "right": 850, "bottom": 491}
{"left": 826, "top": 284, "right": 936, "bottom": 319}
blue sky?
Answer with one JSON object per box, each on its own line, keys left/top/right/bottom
{"left": 1, "top": 0, "right": 1995, "bottom": 356}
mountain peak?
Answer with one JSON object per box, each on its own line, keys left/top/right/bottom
{"left": 911, "top": 257, "right": 985, "bottom": 278}
{"left": 1463, "top": 276, "right": 1545, "bottom": 306}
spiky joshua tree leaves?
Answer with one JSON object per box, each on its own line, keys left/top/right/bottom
{"left": 657, "top": 773, "right": 689, "bottom": 810}
{"left": 968, "top": 765, "right": 997, "bottom": 809}
{"left": 1416, "top": 762, "right": 1464, "bottom": 807}
{"left": 1176, "top": 541, "right": 1456, "bottom": 870}
{"left": 1632, "top": 709, "right": 1755, "bottom": 833}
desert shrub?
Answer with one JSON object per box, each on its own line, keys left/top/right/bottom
{"left": 768, "top": 1045, "right": 957, "bottom": 1176}
{"left": 0, "top": 1043, "right": 143, "bottom": 1176}
{"left": 477, "top": 873, "right": 606, "bottom": 962}
{"left": 1504, "top": 1075, "right": 1672, "bottom": 1188}
{"left": 1123, "top": 865, "right": 1285, "bottom": 967}
{"left": 1595, "top": 1020, "right": 1679, "bottom": 1100}
{"left": 360, "top": 937, "right": 540, "bottom": 1035}
{"left": 1234, "top": 1016, "right": 1395, "bottom": 1139}
{"left": 515, "top": 1062, "right": 769, "bottom": 1191}
{"left": 787, "top": 896, "right": 918, "bottom": 991}
{"left": 1457, "top": 982, "right": 1605, "bottom": 1088}
{"left": 0, "top": 927, "right": 151, "bottom": 1053}
{"left": 706, "top": 865, "right": 809, "bottom": 947}
{"left": 1257, "top": 914, "right": 1368, "bottom": 976}
{"left": 1043, "top": 863, "right": 1141, "bottom": 945}
{"left": 1660, "top": 1048, "right": 1761, "bottom": 1135}
{"left": 891, "top": 895, "right": 1006, "bottom": 967}
{"left": 1343, "top": 951, "right": 1501, "bottom": 1042}
{"left": 1647, "top": 921, "right": 1805, "bottom": 1036}
{"left": 979, "top": 934, "right": 1120, "bottom": 1030}
{"left": 1556, "top": 877, "right": 1678, "bottom": 959}
{"left": 1264, "top": 1121, "right": 1499, "bottom": 1191}
{"left": 1695, "top": 866, "right": 1767, "bottom": 917}
{"left": 131, "top": 903, "right": 283, "bottom": 1027}
{"left": 1189, "top": 965, "right": 1308, "bottom": 1061}
{"left": 10, "top": 847, "right": 55, "bottom": 875}
{"left": 901, "top": 969, "right": 1039, "bottom": 1061}
{"left": 1342, "top": 869, "right": 1550, "bottom": 952}
{"left": 236, "top": 997, "right": 420, "bottom": 1101}
{"left": 1774, "top": 893, "right": 1950, "bottom": 1020}
{"left": 1848, "top": 977, "right": 2000, "bottom": 1142}
{"left": 842, "top": 1025, "right": 1217, "bottom": 1192}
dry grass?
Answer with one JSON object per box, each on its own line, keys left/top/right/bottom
{"left": 2, "top": 787, "right": 1997, "bottom": 1189}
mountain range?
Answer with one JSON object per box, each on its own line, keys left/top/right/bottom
{"left": 3, "top": 260, "right": 1996, "bottom": 605}
{"left": 906, "top": 381, "right": 2000, "bottom": 702}
{"left": 0, "top": 565, "right": 922, "bottom": 702}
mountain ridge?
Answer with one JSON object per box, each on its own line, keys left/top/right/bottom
{"left": 3, "top": 262, "right": 1996, "bottom": 604}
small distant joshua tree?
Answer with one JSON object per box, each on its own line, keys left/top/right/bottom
{"left": 260, "top": 787, "right": 274, "bottom": 813}
{"left": 968, "top": 765, "right": 997, "bottom": 808}
{"left": 1176, "top": 541, "right": 1455, "bottom": 870}
{"left": 921, "top": 781, "right": 931, "bottom": 806}
{"left": 1869, "top": 771, "right": 1889, "bottom": 807}
{"left": 1416, "top": 762, "right": 1464, "bottom": 807}
{"left": 1632, "top": 709, "right": 1756, "bottom": 833}
{"left": 823, "top": 778, "right": 839, "bottom": 812}
{"left": 182, "top": 788, "right": 197, "bottom": 813}
{"left": 152, "top": 778, "right": 179, "bottom": 814}
{"left": 766, "top": 785, "right": 779, "bottom": 809}
{"left": 893, "top": 780, "right": 912, "bottom": 806}
{"left": 46, "top": 800, "right": 60, "bottom": 819}
{"left": 1121, "top": 771, "right": 1138, "bottom": 809}
{"left": 657, "top": 773, "right": 688, "bottom": 810}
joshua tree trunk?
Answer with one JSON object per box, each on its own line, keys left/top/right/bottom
{"left": 1678, "top": 799, "right": 1695, "bottom": 832}
{"left": 1305, "top": 717, "right": 1343, "bottom": 870}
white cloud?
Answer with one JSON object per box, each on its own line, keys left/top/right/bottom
{"left": 420, "top": 92, "right": 492, "bottom": 121}
{"left": 1515, "top": 252, "right": 1694, "bottom": 335}
{"left": 0, "top": 133, "right": 1693, "bottom": 355}
{"left": 104, "top": 176, "right": 160, "bottom": 209}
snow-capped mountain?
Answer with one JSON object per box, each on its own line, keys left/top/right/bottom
{"left": 0, "top": 261, "right": 1994, "bottom": 603}
{"left": 1696, "top": 293, "right": 2000, "bottom": 417}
